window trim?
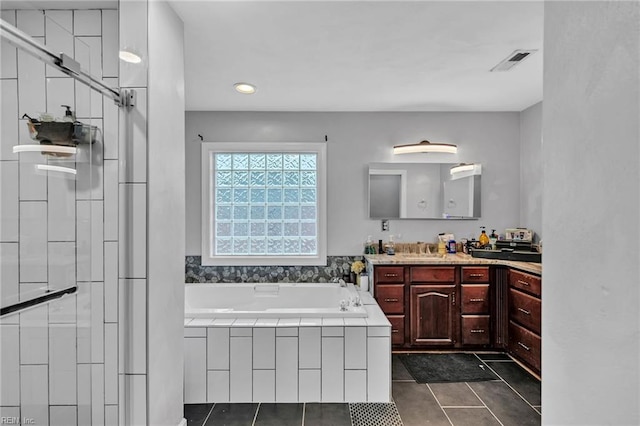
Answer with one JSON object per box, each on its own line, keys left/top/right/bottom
{"left": 201, "top": 142, "right": 327, "bottom": 266}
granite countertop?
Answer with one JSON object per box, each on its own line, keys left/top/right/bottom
{"left": 365, "top": 253, "right": 542, "bottom": 275}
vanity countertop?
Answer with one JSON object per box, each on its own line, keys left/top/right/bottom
{"left": 365, "top": 253, "right": 542, "bottom": 276}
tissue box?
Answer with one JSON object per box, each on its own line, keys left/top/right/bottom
{"left": 505, "top": 228, "right": 533, "bottom": 242}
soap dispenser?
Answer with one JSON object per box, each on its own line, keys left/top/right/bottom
{"left": 489, "top": 229, "right": 498, "bottom": 250}
{"left": 478, "top": 226, "right": 490, "bottom": 248}
{"left": 61, "top": 105, "right": 75, "bottom": 122}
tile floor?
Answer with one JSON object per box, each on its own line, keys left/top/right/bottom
{"left": 184, "top": 352, "right": 541, "bottom": 426}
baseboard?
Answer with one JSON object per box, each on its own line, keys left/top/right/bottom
{"left": 178, "top": 418, "right": 187, "bottom": 426}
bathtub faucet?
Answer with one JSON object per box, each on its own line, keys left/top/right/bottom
{"left": 330, "top": 277, "right": 347, "bottom": 287}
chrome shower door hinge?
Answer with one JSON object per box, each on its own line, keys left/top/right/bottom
{"left": 117, "top": 89, "right": 136, "bottom": 109}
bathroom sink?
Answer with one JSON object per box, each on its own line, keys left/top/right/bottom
{"left": 471, "top": 249, "right": 541, "bottom": 263}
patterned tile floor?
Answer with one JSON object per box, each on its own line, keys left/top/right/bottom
{"left": 184, "top": 352, "right": 541, "bottom": 426}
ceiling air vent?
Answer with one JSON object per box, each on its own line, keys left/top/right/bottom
{"left": 490, "top": 49, "right": 537, "bottom": 72}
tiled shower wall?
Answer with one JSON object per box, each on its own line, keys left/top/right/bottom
{"left": 0, "top": 9, "right": 121, "bottom": 425}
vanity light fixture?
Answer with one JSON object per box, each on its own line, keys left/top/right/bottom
{"left": 393, "top": 140, "right": 457, "bottom": 155}
{"left": 450, "top": 163, "right": 481, "bottom": 180}
{"left": 234, "top": 82, "right": 256, "bottom": 94}
{"left": 36, "top": 164, "right": 77, "bottom": 175}
{"left": 13, "top": 144, "right": 77, "bottom": 155}
{"left": 118, "top": 49, "right": 142, "bottom": 64}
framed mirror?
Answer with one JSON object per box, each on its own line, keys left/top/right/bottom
{"left": 368, "top": 162, "right": 481, "bottom": 219}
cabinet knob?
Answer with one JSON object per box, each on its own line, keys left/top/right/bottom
{"left": 517, "top": 341, "right": 531, "bottom": 351}
{"left": 517, "top": 307, "right": 531, "bottom": 315}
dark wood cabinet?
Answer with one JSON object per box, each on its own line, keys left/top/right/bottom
{"left": 507, "top": 269, "right": 542, "bottom": 375}
{"left": 410, "top": 285, "right": 457, "bottom": 346}
{"left": 388, "top": 315, "right": 405, "bottom": 345}
{"left": 460, "top": 266, "right": 491, "bottom": 347}
{"left": 375, "top": 285, "right": 405, "bottom": 314}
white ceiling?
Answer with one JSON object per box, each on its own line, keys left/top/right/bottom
{"left": 170, "top": 1, "right": 544, "bottom": 112}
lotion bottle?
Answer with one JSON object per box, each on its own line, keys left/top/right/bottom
{"left": 479, "top": 226, "right": 490, "bottom": 247}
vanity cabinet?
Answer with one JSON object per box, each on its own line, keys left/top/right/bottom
{"left": 460, "top": 266, "right": 491, "bottom": 346}
{"left": 507, "top": 269, "right": 542, "bottom": 373}
{"left": 373, "top": 266, "right": 407, "bottom": 347}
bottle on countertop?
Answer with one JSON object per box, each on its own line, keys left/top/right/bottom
{"left": 364, "top": 235, "right": 375, "bottom": 254}
{"left": 447, "top": 239, "right": 457, "bottom": 254}
{"left": 385, "top": 235, "right": 395, "bottom": 255}
{"left": 489, "top": 229, "right": 498, "bottom": 250}
{"left": 479, "top": 226, "right": 490, "bottom": 248}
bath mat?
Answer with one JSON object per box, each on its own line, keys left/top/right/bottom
{"left": 398, "top": 353, "right": 498, "bottom": 383}
{"left": 349, "top": 402, "right": 403, "bottom": 426}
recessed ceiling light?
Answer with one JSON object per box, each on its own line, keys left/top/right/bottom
{"left": 119, "top": 49, "right": 142, "bottom": 64}
{"left": 234, "top": 82, "right": 256, "bottom": 94}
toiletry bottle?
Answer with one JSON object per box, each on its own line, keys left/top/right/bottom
{"left": 378, "top": 239, "right": 383, "bottom": 254}
{"left": 364, "top": 236, "right": 374, "bottom": 254}
{"left": 438, "top": 234, "right": 447, "bottom": 255}
{"left": 479, "top": 226, "right": 490, "bottom": 248}
{"left": 448, "top": 239, "right": 457, "bottom": 254}
{"left": 385, "top": 235, "right": 395, "bottom": 255}
{"left": 489, "top": 229, "right": 498, "bottom": 250}
{"left": 61, "top": 105, "right": 75, "bottom": 122}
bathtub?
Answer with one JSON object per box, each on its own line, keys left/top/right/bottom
{"left": 185, "top": 282, "right": 368, "bottom": 318}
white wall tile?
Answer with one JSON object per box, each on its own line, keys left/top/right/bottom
{"left": 91, "top": 281, "right": 105, "bottom": 363}
{"left": 47, "top": 168, "right": 76, "bottom": 241}
{"left": 0, "top": 408, "right": 20, "bottom": 422}
{"left": 104, "top": 241, "right": 118, "bottom": 323}
{"left": 207, "top": 370, "right": 229, "bottom": 403}
{"left": 49, "top": 324, "right": 77, "bottom": 405}
{"left": 48, "top": 293, "right": 76, "bottom": 324}
{"left": 76, "top": 136, "right": 105, "bottom": 201}
{"left": 77, "top": 201, "right": 105, "bottom": 282}
{"left": 367, "top": 326, "right": 391, "bottom": 337}
{"left": 229, "top": 337, "right": 252, "bottom": 402}
{"left": 1, "top": 11, "right": 17, "bottom": 79}
{"left": 102, "top": 11, "right": 118, "bottom": 78}
{"left": 119, "top": 89, "right": 147, "bottom": 183}
{"left": 184, "top": 327, "right": 206, "bottom": 337}
{"left": 119, "top": 1, "right": 147, "bottom": 87}
{"left": 276, "top": 336, "right": 298, "bottom": 402}
{"left": 17, "top": 41, "right": 46, "bottom": 116}
{"left": 184, "top": 337, "right": 207, "bottom": 403}
{"left": 92, "top": 363, "right": 105, "bottom": 426}
{"left": 44, "top": 11, "right": 73, "bottom": 78}
{"left": 105, "top": 405, "right": 118, "bottom": 426}
{"left": 344, "top": 370, "right": 367, "bottom": 402}
{"left": 230, "top": 327, "right": 252, "bottom": 337}
{"left": 298, "top": 370, "right": 321, "bottom": 402}
{"left": 20, "top": 365, "right": 49, "bottom": 425}
{"left": 0, "top": 243, "right": 19, "bottom": 311}
{"left": 253, "top": 370, "right": 275, "bottom": 402}
{"left": 50, "top": 406, "right": 78, "bottom": 426}
{"left": 321, "top": 337, "right": 344, "bottom": 402}
{"left": 118, "top": 279, "right": 146, "bottom": 374}
{"left": 19, "top": 160, "right": 47, "bottom": 202}
{"left": 75, "top": 36, "right": 104, "bottom": 118}
{"left": 298, "top": 327, "right": 321, "bottom": 370}
{"left": 0, "top": 324, "right": 20, "bottom": 405}
{"left": 19, "top": 201, "right": 47, "bottom": 282}
{"left": 253, "top": 327, "right": 275, "bottom": 369}
{"left": 77, "top": 282, "right": 91, "bottom": 363}
{"left": 322, "top": 326, "right": 344, "bottom": 337}
{"left": 77, "top": 364, "right": 91, "bottom": 425}
{"left": 48, "top": 242, "right": 75, "bottom": 291}
{"left": 19, "top": 301, "right": 48, "bottom": 365}
{"left": 103, "top": 79, "right": 119, "bottom": 159}
{"left": 17, "top": 10, "right": 44, "bottom": 37}
{"left": 74, "top": 10, "right": 102, "bottom": 36}
{"left": 104, "top": 160, "right": 119, "bottom": 240}
{"left": 207, "top": 327, "right": 229, "bottom": 370}
{"left": 46, "top": 77, "right": 74, "bottom": 114}
{"left": 275, "top": 327, "right": 298, "bottom": 337}
{"left": 0, "top": 162, "right": 18, "bottom": 242}
{"left": 344, "top": 327, "right": 367, "bottom": 370}
{"left": 122, "top": 375, "right": 146, "bottom": 426}
{"left": 104, "top": 323, "right": 118, "bottom": 405}
{"left": 118, "top": 184, "right": 146, "bottom": 279}
{"left": 367, "top": 337, "right": 391, "bottom": 403}
{"left": 0, "top": 80, "right": 18, "bottom": 160}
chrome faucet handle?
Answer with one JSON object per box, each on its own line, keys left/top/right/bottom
{"left": 352, "top": 296, "right": 362, "bottom": 307}
{"left": 340, "top": 299, "right": 348, "bottom": 311}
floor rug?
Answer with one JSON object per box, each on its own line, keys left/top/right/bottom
{"left": 398, "top": 353, "right": 498, "bottom": 383}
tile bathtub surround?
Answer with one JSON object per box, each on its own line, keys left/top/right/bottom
{"left": 186, "top": 255, "right": 364, "bottom": 283}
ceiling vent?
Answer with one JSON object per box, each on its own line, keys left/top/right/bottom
{"left": 490, "top": 49, "right": 537, "bottom": 72}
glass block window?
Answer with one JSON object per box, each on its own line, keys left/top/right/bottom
{"left": 202, "top": 142, "right": 326, "bottom": 266}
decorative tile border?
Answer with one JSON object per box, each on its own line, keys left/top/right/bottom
{"left": 185, "top": 255, "right": 363, "bottom": 283}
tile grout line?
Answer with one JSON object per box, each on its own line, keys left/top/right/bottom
{"left": 301, "top": 402, "right": 306, "bottom": 426}
{"left": 425, "top": 383, "right": 454, "bottom": 426}
{"left": 465, "top": 383, "right": 505, "bottom": 426}
{"left": 475, "top": 354, "right": 541, "bottom": 413}
{"left": 200, "top": 403, "right": 215, "bottom": 426}
{"left": 251, "top": 402, "right": 261, "bottom": 426}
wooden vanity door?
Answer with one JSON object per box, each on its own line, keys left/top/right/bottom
{"left": 410, "top": 285, "right": 457, "bottom": 346}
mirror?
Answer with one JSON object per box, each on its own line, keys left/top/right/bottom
{"left": 368, "top": 162, "right": 481, "bottom": 219}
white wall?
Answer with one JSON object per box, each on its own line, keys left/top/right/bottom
{"left": 542, "top": 2, "right": 639, "bottom": 425}
{"left": 185, "top": 112, "right": 521, "bottom": 256}
{"left": 147, "top": 1, "right": 185, "bottom": 425}
{"left": 519, "top": 101, "right": 542, "bottom": 241}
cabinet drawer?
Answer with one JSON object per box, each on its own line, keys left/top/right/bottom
{"left": 410, "top": 267, "right": 455, "bottom": 283}
{"left": 508, "top": 321, "right": 541, "bottom": 372}
{"left": 388, "top": 315, "right": 405, "bottom": 345}
{"left": 461, "top": 316, "right": 490, "bottom": 346}
{"left": 508, "top": 288, "right": 541, "bottom": 335}
{"left": 461, "top": 285, "right": 490, "bottom": 314}
{"left": 375, "top": 285, "right": 405, "bottom": 314}
{"left": 375, "top": 266, "right": 405, "bottom": 283}
{"left": 509, "top": 269, "right": 541, "bottom": 297}
{"left": 461, "top": 267, "right": 490, "bottom": 283}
